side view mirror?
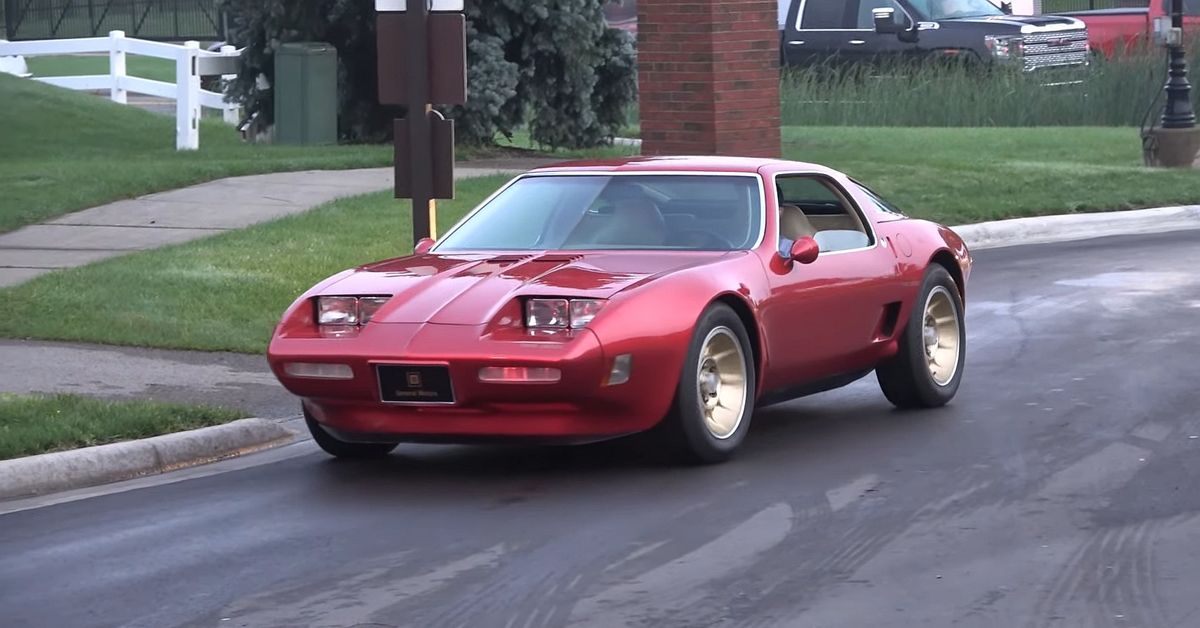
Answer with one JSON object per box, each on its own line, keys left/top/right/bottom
{"left": 789, "top": 236, "right": 820, "bottom": 265}
{"left": 1001, "top": 1, "right": 1014, "bottom": 14}
{"left": 874, "top": 7, "right": 919, "bottom": 42}
{"left": 873, "top": 8, "right": 901, "bottom": 35}
{"left": 414, "top": 237, "right": 436, "bottom": 255}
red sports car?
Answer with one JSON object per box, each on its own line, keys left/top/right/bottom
{"left": 268, "top": 157, "right": 972, "bottom": 463}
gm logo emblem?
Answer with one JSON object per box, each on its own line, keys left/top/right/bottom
{"left": 407, "top": 372, "right": 422, "bottom": 388}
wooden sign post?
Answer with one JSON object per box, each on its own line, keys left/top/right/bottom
{"left": 376, "top": 0, "right": 467, "bottom": 247}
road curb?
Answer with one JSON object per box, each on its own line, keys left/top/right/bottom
{"left": 953, "top": 205, "right": 1200, "bottom": 251}
{"left": 0, "top": 418, "right": 296, "bottom": 501}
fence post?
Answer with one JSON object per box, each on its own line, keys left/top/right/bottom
{"left": 109, "top": 30, "right": 127, "bottom": 105}
{"left": 219, "top": 44, "right": 240, "bottom": 125}
{"left": 176, "top": 40, "right": 201, "bottom": 150}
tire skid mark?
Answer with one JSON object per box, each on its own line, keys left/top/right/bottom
{"left": 1029, "top": 521, "right": 1168, "bottom": 628}
{"left": 957, "top": 587, "right": 1015, "bottom": 628}
{"left": 420, "top": 503, "right": 796, "bottom": 628}
{"left": 746, "top": 508, "right": 944, "bottom": 628}
{"left": 564, "top": 502, "right": 794, "bottom": 627}
{"left": 216, "top": 544, "right": 506, "bottom": 628}
{"left": 735, "top": 470, "right": 1022, "bottom": 628}
{"left": 429, "top": 567, "right": 563, "bottom": 628}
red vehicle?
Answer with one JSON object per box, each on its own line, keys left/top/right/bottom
{"left": 1058, "top": 0, "right": 1199, "bottom": 57}
{"left": 268, "top": 157, "right": 972, "bottom": 464}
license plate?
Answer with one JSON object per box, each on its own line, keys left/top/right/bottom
{"left": 377, "top": 365, "right": 455, "bottom": 404}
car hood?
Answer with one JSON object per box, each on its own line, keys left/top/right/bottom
{"left": 323, "top": 251, "right": 733, "bottom": 325}
{"left": 941, "top": 14, "right": 1085, "bottom": 31}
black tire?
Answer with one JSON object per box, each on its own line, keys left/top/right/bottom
{"left": 658, "top": 303, "right": 757, "bottom": 464}
{"left": 304, "top": 407, "right": 398, "bottom": 459}
{"left": 876, "top": 265, "right": 966, "bottom": 409}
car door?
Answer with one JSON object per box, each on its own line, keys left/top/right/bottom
{"left": 759, "top": 173, "right": 902, "bottom": 391}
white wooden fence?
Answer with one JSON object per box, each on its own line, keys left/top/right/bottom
{"left": 0, "top": 31, "right": 242, "bottom": 151}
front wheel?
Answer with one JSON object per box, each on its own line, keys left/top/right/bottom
{"left": 658, "top": 304, "right": 757, "bottom": 464}
{"left": 876, "top": 266, "right": 966, "bottom": 408}
{"left": 304, "top": 407, "right": 398, "bottom": 459}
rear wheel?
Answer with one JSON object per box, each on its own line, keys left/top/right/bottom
{"left": 659, "top": 304, "right": 756, "bottom": 464}
{"left": 876, "top": 266, "right": 965, "bottom": 408}
{"left": 304, "top": 407, "right": 398, "bottom": 459}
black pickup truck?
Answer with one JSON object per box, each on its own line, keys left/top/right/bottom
{"left": 782, "top": 0, "right": 1092, "bottom": 73}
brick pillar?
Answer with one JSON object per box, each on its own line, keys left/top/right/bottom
{"left": 637, "top": 0, "right": 781, "bottom": 158}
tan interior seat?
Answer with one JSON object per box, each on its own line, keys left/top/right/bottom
{"left": 808, "top": 215, "right": 860, "bottom": 232}
{"left": 586, "top": 199, "right": 667, "bottom": 246}
{"left": 779, "top": 203, "right": 816, "bottom": 241}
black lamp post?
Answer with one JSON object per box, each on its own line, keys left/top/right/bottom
{"left": 1162, "top": 0, "right": 1196, "bottom": 129}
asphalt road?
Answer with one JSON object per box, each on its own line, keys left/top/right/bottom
{"left": 4, "top": 231, "right": 1200, "bottom": 628}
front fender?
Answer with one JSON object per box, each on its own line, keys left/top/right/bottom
{"left": 585, "top": 253, "right": 770, "bottom": 417}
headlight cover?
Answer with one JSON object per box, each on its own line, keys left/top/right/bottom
{"left": 317, "top": 296, "right": 359, "bottom": 326}
{"left": 357, "top": 296, "right": 392, "bottom": 324}
{"left": 985, "top": 35, "right": 1024, "bottom": 61}
{"left": 526, "top": 298, "right": 606, "bottom": 330}
{"left": 316, "top": 296, "right": 392, "bottom": 326}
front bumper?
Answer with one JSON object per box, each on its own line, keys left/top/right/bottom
{"left": 268, "top": 323, "right": 677, "bottom": 441}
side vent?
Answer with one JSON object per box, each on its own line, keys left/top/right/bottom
{"left": 876, "top": 302, "right": 903, "bottom": 340}
{"left": 488, "top": 255, "right": 534, "bottom": 263}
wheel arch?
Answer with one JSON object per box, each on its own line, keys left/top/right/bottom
{"left": 712, "top": 292, "right": 765, "bottom": 392}
{"left": 929, "top": 249, "right": 966, "bottom": 301}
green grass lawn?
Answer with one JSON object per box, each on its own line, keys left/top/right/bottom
{"left": 2, "top": 124, "right": 1198, "bottom": 354}
{"left": 0, "top": 176, "right": 512, "bottom": 353}
{"left": 0, "top": 74, "right": 392, "bottom": 233}
{"left": 26, "top": 54, "right": 177, "bottom": 83}
{"left": 0, "top": 74, "right": 633, "bottom": 234}
{"left": 0, "top": 393, "right": 245, "bottom": 460}
{"left": 782, "top": 126, "right": 1200, "bottom": 224}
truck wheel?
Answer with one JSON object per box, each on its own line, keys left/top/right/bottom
{"left": 876, "top": 266, "right": 965, "bottom": 409}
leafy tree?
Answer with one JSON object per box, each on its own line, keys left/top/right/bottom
{"left": 219, "top": 0, "right": 636, "bottom": 148}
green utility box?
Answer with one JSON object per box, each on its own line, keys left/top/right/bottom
{"left": 273, "top": 42, "right": 338, "bottom": 145}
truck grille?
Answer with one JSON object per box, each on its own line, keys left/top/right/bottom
{"left": 1023, "top": 29, "right": 1090, "bottom": 71}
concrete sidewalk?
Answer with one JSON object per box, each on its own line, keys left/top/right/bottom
{"left": 0, "top": 158, "right": 549, "bottom": 288}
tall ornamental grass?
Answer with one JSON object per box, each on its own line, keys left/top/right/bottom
{"left": 781, "top": 46, "right": 1199, "bottom": 127}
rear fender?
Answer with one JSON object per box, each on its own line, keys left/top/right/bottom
{"left": 887, "top": 221, "right": 972, "bottom": 331}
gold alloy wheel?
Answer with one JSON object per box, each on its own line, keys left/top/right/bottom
{"left": 696, "top": 326, "right": 748, "bottom": 440}
{"left": 922, "top": 286, "right": 961, "bottom": 387}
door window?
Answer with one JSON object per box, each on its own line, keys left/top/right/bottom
{"left": 777, "top": 175, "right": 875, "bottom": 253}
{"left": 799, "top": 0, "right": 853, "bottom": 29}
{"left": 851, "top": 180, "right": 908, "bottom": 217}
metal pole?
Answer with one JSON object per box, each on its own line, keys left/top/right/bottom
{"left": 1162, "top": 0, "right": 1197, "bottom": 129}
{"left": 405, "top": 0, "right": 435, "bottom": 246}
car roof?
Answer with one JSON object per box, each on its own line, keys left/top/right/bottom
{"left": 526, "top": 156, "right": 832, "bottom": 175}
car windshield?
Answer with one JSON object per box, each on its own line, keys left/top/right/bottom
{"left": 433, "top": 174, "right": 763, "bottom": 252}
{"left": 908, "top": 0, "right": 1004, "bottom": 20}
